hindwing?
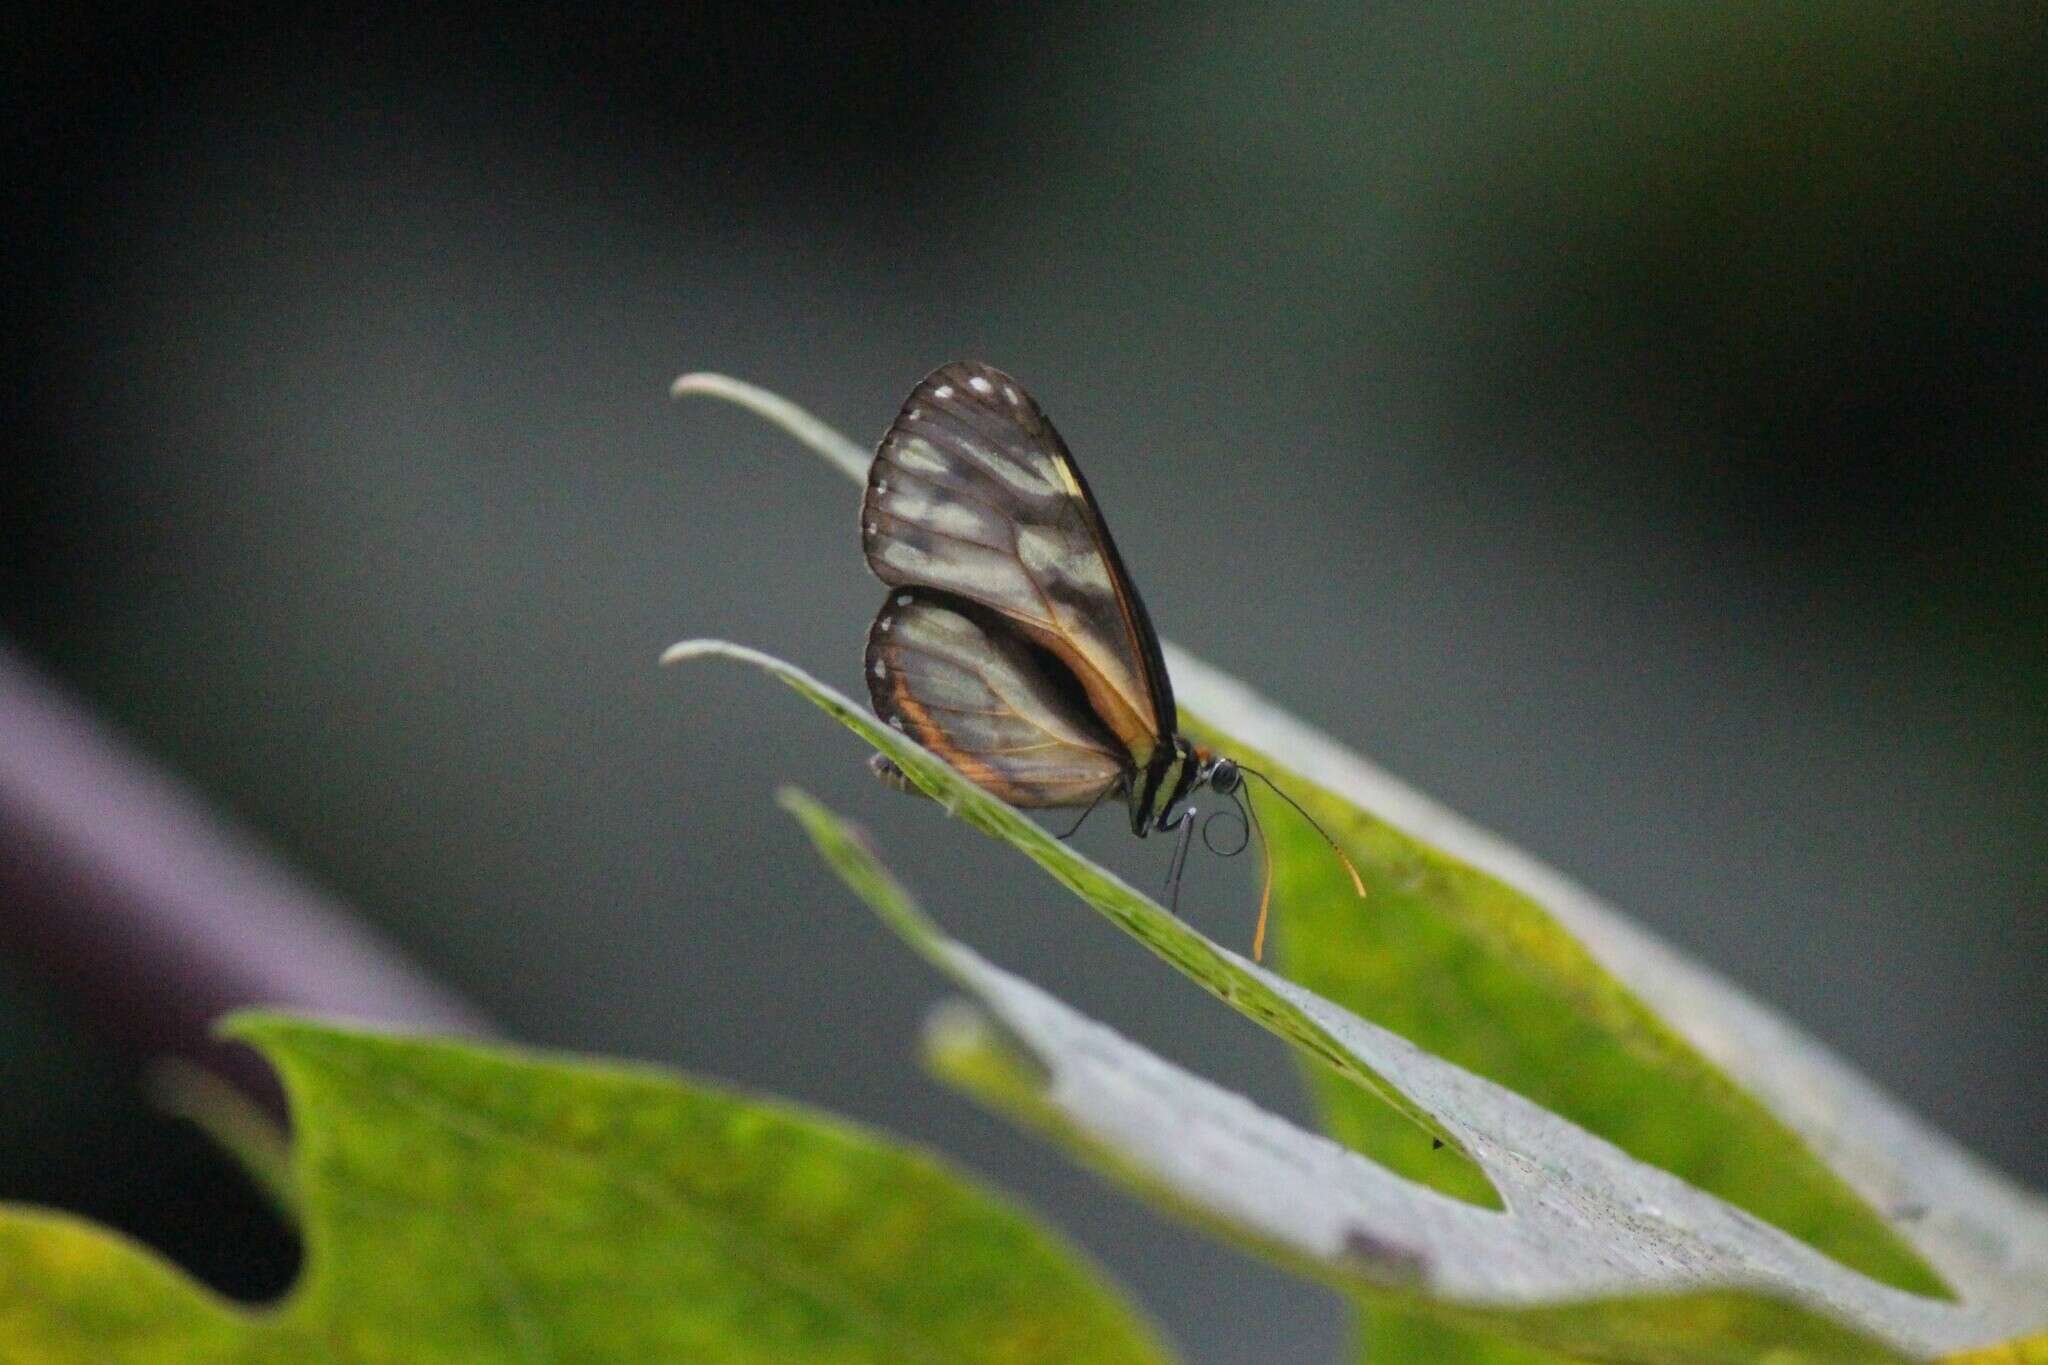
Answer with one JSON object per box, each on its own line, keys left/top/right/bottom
{"left": 866, "top": 589, "right": 1126, "bottom": 809}
{"left": 861, "top": 360, "right": 1175, "bottom": 767}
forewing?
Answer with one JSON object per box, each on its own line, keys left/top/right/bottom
{"left": 862, "top": 360, "right": 1174, "bottom": 764}
{"left": 867, "top": 590, "right": 1125, "bottom": 809}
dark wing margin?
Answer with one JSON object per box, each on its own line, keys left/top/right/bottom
{"left": 860, "top": 360, "right": 1176, "bottom": 764}
{"left": 1039, "top": 401, "right": 1178, "bottom": 737}
{"left": 866, "top": 589, "right": 1125, "bottom": 809}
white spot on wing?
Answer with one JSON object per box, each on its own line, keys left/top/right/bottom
{"left": 888, "top": 438, "right": 951, "bottom": 478}
{"left": 872, "top": 660, "right": 886, "bottom": 679}
{"left": 967, "top": 375, "right": 994, "bottom": 395}
{"left": 896, "top": 593, "right": 913, "bottom": 606}
{"left": 879, "top": 540, "right": 1040, "bottom": 619}
{"left": 878, "top": 617, "right": 892, "bottom": 632}
{"left": 934, "top": 384, "right": 954, "bottom": 399}
{"left": 1018, "top": 525, "right": 1112, "bottom": 591}
{"left": 889, "top": 488, "right": 1001, "bottom": 542}
{"left": 1003, "top": 385, "right": 1021, "bottom": 405}
{"left": 900, "top": 430, "right": 1054, "bottom": 496}
{"left": 888, "top": 716, "right": 905, "bottom": 731}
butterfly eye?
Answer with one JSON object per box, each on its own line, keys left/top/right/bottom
{"left": 1208, "top": 759, "right": 1241, "bottom": 795}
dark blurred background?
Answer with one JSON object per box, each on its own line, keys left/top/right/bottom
{"left": 5, "top": 5, "right": 2044, "bottom": 1361}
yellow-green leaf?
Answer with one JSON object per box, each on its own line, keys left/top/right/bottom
{"left": 1165, "top": 643, "right": 2047, "bottom": 1325}
{"left": 0, "top": 1017, "right": 1171, "bottom": 1365}
{"left": 1939, "top": 1332, "right": 2048, "bottom": 1364}
{"left": 666, "top": 638, "right": 1496, "bottom": 1206}
{"left": 781, "top": 785, "right": 2032, "bottom": 1363}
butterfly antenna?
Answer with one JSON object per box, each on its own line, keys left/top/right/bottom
{"left": 1240, "top": 766, "right": 1367, "bottom": 899}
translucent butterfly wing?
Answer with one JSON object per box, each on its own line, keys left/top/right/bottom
{"left": 866, "top": 590, "right": 1126, "bottom": 808}
{"left": 861, "top": 361, "right": 1175, "bottom": 765}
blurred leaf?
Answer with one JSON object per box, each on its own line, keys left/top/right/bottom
{"left": 0, "top": 1016, "right": 1171, "bottom": 1364}
{"left": 1346, "top": 1306, "right": 1571, "bottom": 1364}
{"left": 781, "top": 785, "right": 2038, "bottom": 1363}
{"left": 146, "top": 1060, "right": 298, "bottom": 1223}
{"left": 1939, "top": 1333, "right": 2048, "bottom": 1365}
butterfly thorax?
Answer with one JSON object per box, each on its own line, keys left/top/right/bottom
{"left": 1127, "top": 733, "right": 1209, "bottom": 836}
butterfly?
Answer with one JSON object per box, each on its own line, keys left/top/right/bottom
{"left": 859, "top": 360, "right": 1361, "bottom": 959}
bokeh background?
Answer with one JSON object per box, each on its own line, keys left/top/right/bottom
{"left": 7, "top": 5, "right": 2044, "bottom": 1361}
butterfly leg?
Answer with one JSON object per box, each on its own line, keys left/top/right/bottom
{"left": 1160, "top": 806, "right": 1198, "bottom": 916}
{"left": 867, "top": 752, "right": 930, "bottom": 798}
{"left": 1054, "top": 783, "right": 1115, "bottom": 841}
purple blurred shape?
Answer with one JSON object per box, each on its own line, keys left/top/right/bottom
{"left": 0, "top": 642, "right": 493, "bottom": 1102}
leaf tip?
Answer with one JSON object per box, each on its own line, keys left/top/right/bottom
{"left": 664, "top": 370, "right": 870, "bottom": 483}
{"left": 923, "top": 998, "right": 1053, "bottom": 1097}
{"left": 669, "top": 370, "right": 728, "bottom": 400}
{"left": 215, "top": 1007, "right": 302, "bottom": 1049}
{"left": 773, "top": 783, "right": 823, "bottom": 822}
{"left": 660, "top": 637, "right": 738, "bottom": 667}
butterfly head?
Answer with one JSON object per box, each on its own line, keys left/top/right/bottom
{"left": 1177, "top": 744, "right": 1369, "bottom": 959}
{"left": 1199, "top": 749, "right": 1242, "bottom": 797}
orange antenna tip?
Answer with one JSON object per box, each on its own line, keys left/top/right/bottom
{"left": 1337, "top": 847, "right": 1366, "bottom": 898}
{"left": 1252, "top": 846, "right": 1275, "bottom": 962}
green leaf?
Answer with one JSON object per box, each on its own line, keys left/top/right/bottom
{"left": 664, "top": 638, "right": 1498, "bottom": 1209}
{"left": 0, "top": 1017, "right": 1172, "bottom": 1364}
{"left": 1165, "top": 644, "right": 2048, "bottom": 1316}
{"left": 668, "top": 372, "right": 2048, "bottom": 1328}
{"left": 1939, "top": 1332, "right": 2048, "bottom": 1364}
{"left": 1346, "top": 1304, "right": 1572, "bottom": 1365}
{"left": 781, "top": 785, "right": 2039, "bottom": 1363}
{"left": 146, "top": 1059, "right": 299, "bottom": 1223}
